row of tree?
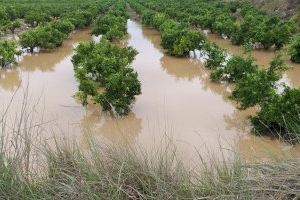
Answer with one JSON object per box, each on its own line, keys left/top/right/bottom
{"left": 0, "top": 0, "right": 142, "bottom": 116}
{"left": 141, "top": 0, "right": 297, "bottom": 49}
{"left": 202, "top": 43, "right": 300, "bottom": 142}
{"left": 0, "top": 0, "right": 110, "bottom": 68}
{"left": 19, "top": 20, "right": 72, "bottom": 52}
{"left": 130, "top": 2, "right": 205, "bottom": 57}
{"left": 18, "top": 4, "right": 104, "bottom": 52}
{"left": 0, "top": 1, "right": 103, "bottom": 34}
{"left": 73, "top": 1, "right": 142, "bottom": 116}
{"left": 130, "top": 0, "right": 300, "bottom": 142}
{"left": 135, "top": 0, "right": 300, "bottom": 63}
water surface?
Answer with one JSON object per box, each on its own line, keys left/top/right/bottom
{"left": 0, "top": 20, "right": 299, "bottom": 163}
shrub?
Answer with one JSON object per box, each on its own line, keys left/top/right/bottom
{"left": 20, "top": 29, "right": 39, "bottom": 52}
{"left": 51, "top": 20, "right": 75, "bottom": 35}
{"left": 231, "top": 54, "right": 287, "bottom": 109}
{"left": 0, "top": 40, "right": 20, "bottom": 67}
{"left": 171, "top": 29, "right": 205, "bottom": 56}
{"left": 289, "top": 35, "right": 300, "bottom": 63}
{"left": 251, "top": 88, "right": 300, "bottom": 142}
{"left": 210, "top": 55, "right": 258, "bottom": 83}
{"left": 92, "top": 13, "right": 127, "bottom": 41}
{"left": 204, "top": 43, "right": 227, "bottom": 69}
{"left": 73, "top": 40, "right": 141, "bottom": 116}
{"left": 35, "top": 25, "right": 65, "bottom": 49}
{"left": 96, "top": 67, "right": 141, "bottom": 115}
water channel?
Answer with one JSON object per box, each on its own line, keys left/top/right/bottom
{"left": 0, "top": 19, "right": 299, "bottom": 164}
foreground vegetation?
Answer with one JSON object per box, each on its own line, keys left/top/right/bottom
{"left": 1, "top": 139, "right": 299, "bottom": 199}
{"left": 0, "top": 104, "right": 299, "bottom": 200}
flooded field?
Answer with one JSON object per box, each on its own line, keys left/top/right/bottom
{"left": 0, "top": 19, "right": 299, "bottom": 163}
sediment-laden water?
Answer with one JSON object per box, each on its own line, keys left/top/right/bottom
{"left": 0, "top": 19, "right": 299, "bottom": 164}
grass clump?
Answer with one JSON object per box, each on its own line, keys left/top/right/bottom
{"left": 0, "top": 134, "right": 299, "bottom": 199}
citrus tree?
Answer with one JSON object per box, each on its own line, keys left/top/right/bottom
{"left": 289, "top": 35, "right": 300, "bottom": 63}
{"left": 73, "top": 40, "right": 141, "bottom": 116}
{"left": 0, "top": 40, "right": 20, "bottom": 67}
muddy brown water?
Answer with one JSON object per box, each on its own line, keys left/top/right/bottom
{"left": 0, "top": 20, "right": 299, "bottom": 164}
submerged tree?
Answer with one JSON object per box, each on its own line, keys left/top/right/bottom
{"left": 73, "top": 40, "right": 141, "bottom": 116}
{"left": 230, "top": 69, "right": 278, "bottom": 109}
{"left": 35, "top": 25, "right": 65, "bottom": 49}
{"left": 204, "top": 43, "right": 227, "bottom": 69}
{"left": 230, "top": 53, "right": 287, "bottom": 109}
{"left": 96, "top": 67, "right": 141, "bottom": 115}
{"left": 0, "top": 40, "right": 20, "bottom": 67}
{"left": 160, "top": 19, "right": 182, "bottom": 50}
{"left": 171, "top": 29, "right": 206, "bottom": 56}
{"left": 20, "top": 29, "right": 39, "bottom": 52}
{"left": 92, "top": 13, "right": 127, "bottom": 41}
{"left": 20, "top": 24, "right": 66, "bottom": 52}
{"left": 51, "top": 20, "right": 75, "bottom": 35}
{"left": 251, "top": 88, "right": 300, "bottom": 142}
{"left": 210, "top": 55, "right": 258, "bottom": 83}
{"left": 227, "top": 53, "right": 299, "bottom": 141}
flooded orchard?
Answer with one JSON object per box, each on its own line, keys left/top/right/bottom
{"left": 1, "top": 19, "right": 299, "bottom": 163}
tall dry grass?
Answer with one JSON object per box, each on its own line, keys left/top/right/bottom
{"left": 0, "top": 90, "right": 299, "bottom": 199}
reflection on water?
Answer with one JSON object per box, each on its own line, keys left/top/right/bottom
{"left": 161, "top": 56, "right": 201, "bottom": 80}
{"left": 238, "top": 135, "right": 300, "bottom": 161}
{"left": 80, "top": 104, "right": 142, "bottom": 144}
{"left": 223, "top": 108, "right": 255, "bottom": 133}
{"left": 0, "top": 19, "right": 299, "bottom": 163}
{"left": 208, "top": 34, "right": 300, "bottom": 88}
{"left": 0, "top": 29, "right": 93, "bottom": 143}
{"left": 20, "top": 30, "right": 91, "bottom": 72}
{"left": 0, "top": 67, "right": 21, "bottom": 91}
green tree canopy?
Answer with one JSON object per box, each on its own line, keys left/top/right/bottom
{"left": 73, "top": 40, "right": 141, "bottom": 116}
{"left": 51, "top": 20, "right": 75, "bottom": 35}
{"left": 251, "top": 88, "right": 300, "bottom": 142}
{"left": 210, "top": 55, "right": 258, "bottom": 83}
{"left": 231, "top": 54, "right": 287, "bottom": 109}
{"left": 20, "top": 29, "right": 39, "bottom": 52}
{"left": 0, "top": 40, "right": 20, "bottom": 68}
{"left": 289, "top": 35, "right": 300, "bottom": 63}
